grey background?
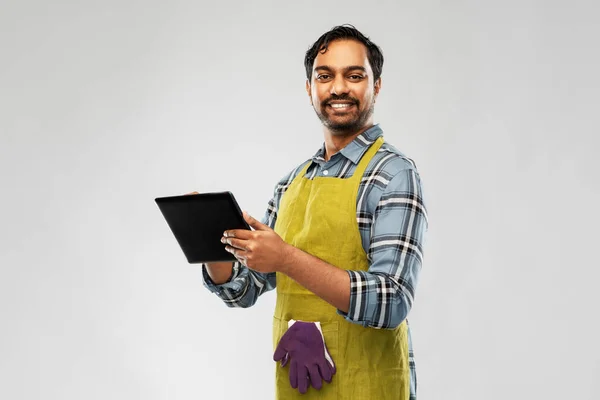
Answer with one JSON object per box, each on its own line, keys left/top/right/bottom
{"left": 1, "top": 0, "right": 599, "bottom": 399}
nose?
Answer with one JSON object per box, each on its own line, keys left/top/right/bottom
{"left": 330, "top": 75, "right": 349, "bottom": 95}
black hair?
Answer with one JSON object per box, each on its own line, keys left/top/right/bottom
{"left": 304, "top": 24, "right": 384, "bottom": 82}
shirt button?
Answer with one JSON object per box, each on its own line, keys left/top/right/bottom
{"left": 323, "top": 170, "right": 329, "bottom": 176}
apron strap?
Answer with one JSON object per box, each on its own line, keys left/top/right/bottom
{"left": 349, "top": 136, "right": 385, "bottom": 182}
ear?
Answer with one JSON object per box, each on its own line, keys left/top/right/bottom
{"left": 305, "top": 79, "right": 312, "bottom": 104}
{"left": 374, "top": 77, "right": 382, "bottom": 97}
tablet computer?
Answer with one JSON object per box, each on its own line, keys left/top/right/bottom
{"left": 155, "top": 191, "right": 251, "bottom": 263}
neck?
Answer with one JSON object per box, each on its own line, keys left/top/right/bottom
{"left": 323, "top": 123, "right": 374, "bottom": 161}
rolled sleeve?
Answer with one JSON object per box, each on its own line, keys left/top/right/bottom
{"left": 202, "top": 260, "right": 277, "bottom": 308}
{"left": 201, "top": 261, "right": 242, "bottom": 294}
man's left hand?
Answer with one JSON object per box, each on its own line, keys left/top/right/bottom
{"left": 222, "top": 212, "right": 292, "bottom": 273}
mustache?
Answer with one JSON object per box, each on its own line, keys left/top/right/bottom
{"left": 321, "top": 95, "right": 359, "bottom": 107}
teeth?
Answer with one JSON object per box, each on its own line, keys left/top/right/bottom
{"left": 330, "top": 103, "right": 352, "bottom": 108}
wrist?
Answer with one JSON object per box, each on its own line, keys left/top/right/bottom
{"left": 278, "top": 243, "right": 295, "bottom": 275}
{"left": 205, "top": 261, "right": 235, "bottom": 284}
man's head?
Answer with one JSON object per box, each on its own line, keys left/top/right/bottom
{"left": 304, "top": 25, "right": 384, "bottom": 135}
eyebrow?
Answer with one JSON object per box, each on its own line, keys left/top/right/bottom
{"left": 314, "top": 65, "right": 367, "bottom": 73}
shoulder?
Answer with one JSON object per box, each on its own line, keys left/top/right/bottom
{"left": 362, "top": 138, "right": 427, "bottom": 211}
{"left": 370, "top": 140, "right": 421, "bottom": 177}
{"left": 361, "top": 139, "right": 423, "bottom": 194}
{"left": 374, "top": 141, "right": 428, "bottom": 216}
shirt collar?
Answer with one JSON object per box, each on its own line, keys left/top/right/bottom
{"left": 312, "top": 124, "right": 384, "bottom": 164}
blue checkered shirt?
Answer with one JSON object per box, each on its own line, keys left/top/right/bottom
{"left": 203, "top": 124, "right": 429, "bottom": 399}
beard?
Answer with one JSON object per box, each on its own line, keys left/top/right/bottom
{"left": 313, "top": 94, "right": 375, "bottom": 135}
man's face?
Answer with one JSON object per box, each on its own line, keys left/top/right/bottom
{"left": 306, "top": 39, "right": 381, "bottom": 134}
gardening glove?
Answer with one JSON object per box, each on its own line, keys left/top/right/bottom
{"left": 273, "top": 319, "right": 336, "bottom": 394}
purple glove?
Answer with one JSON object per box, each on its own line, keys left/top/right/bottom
{"left": 273, "top": 320, "right": 336, "bottom": 394}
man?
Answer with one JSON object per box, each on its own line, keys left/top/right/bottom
{"left": 201, "top": 25, "right": 428, "bottom": 399}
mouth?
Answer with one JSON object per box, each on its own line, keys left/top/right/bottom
{"left": 326, "top": 102, "right": 356, "bottom": 112}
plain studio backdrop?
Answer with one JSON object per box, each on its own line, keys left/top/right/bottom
{"left": 1, "top": 0, "right": 598, "bottom": 399}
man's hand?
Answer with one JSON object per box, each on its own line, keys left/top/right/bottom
{"left": 222, "top": 212, "right": 292, "bottom": 273}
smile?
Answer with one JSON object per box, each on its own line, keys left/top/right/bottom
{"left": 327, "top": 103, "right": 355, "bottom": 110}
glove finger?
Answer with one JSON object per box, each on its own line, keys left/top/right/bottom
{"left": 328, "top": 356, "right": 336, "bottom": 375}
{"left": 297, "top": 364, "right": 309, "bottom": 394}
{"left": 289, "top": 360, "right": 298, "bottom": 389}
{"left": 273, "top": 343, "right": 287, "bottom": 362}
{"left": 280, "top": 353, "right": 289, "bottom": 367}
{"left": 318, "top": 359, "right": 332, "bottom": 383}
{"left": 308, "top": 364, "right": 323, "bottom": 390}
{"left": 324, "top": 343, "right": 335, "bottom": 372}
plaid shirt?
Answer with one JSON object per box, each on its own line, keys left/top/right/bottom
{"left": 203, "top": 124, "right": 428, "bottom": 399}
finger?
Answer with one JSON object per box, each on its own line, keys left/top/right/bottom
{"left": 224, "top": 245, "right": 249, "bottom": 258}
{"left": 281, "top": 353, "right": 289, "bottom": 367}
{"left": 223, "top": 229, "right": 253, "bottom": 239}
{"left": 273, "top": 343, "right": 287, "bottom": 362}
{"left": 222, "top": 237, "right": 249, "bottom": 251}
{"left": 297, "top": 364, "right": 309, "bottom": 394}
{"left": 308, "top": 364, "right": 322, "bottom": 390}
{"left": 323, "top": 344, "right": 336, "bottom": 374}
{"left": 289, "top": 360, "right": 298, "bottom": 389}
{"left": 318, "top": 359, "right": 332, "bottom": 383}
{"left": 225, "top": 249, "right": 247, "bottom": 266}
{"left": 243, "top": 211, "right": 270, "bottom": 231}
{"left": 184, "top": 191, "right": 199, "bottom": 195}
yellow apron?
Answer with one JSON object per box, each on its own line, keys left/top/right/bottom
{"left": 273, "top": 136, "right": 410, "bottom": 399}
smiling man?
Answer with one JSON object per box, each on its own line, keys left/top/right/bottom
{"left": 201, "top": 25, "right": 428, "bottom": 399}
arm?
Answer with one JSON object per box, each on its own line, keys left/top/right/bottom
{"left": 282, "top": 169, "right": 428, "bottom": 327}
{"left": 204, "top": 261, "right": 234, "bottom": 284}
{"left": 201, "top": 203, "right": 277, "bottom": 308}
{"left": 201, "top": 164, "right": 302, "bottom": 307}
{"left": 279, "top": 249, "right": 351, "bottom": 313}
{"left": 202, "top": 259, "right": 276, "bottom": 308}
{"left": 224, "top": 169, "right": 428, "bottom": 328}
{"left": 339, "top": 169, "right": 428, "bottom": 328}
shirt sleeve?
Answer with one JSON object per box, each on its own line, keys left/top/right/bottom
{"left": 338, "top": 168, "right": 429, "bottom": 329}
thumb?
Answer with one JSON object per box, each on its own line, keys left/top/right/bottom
{"left": 243, "top": 211, "right": 269, "bottom": 231}
{"left": 273, "top": 342, "right": 288, "bottom": 362}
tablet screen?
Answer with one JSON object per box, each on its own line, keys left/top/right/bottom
{"left": 155, "top": 191, "right": 251, "bottom": 263}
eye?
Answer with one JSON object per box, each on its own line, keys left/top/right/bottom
{"left": 317, "top": 74, "right": 331, "bottom": 81}
{"left": 349, "top": 75, "right": 364, "bottom": 80}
